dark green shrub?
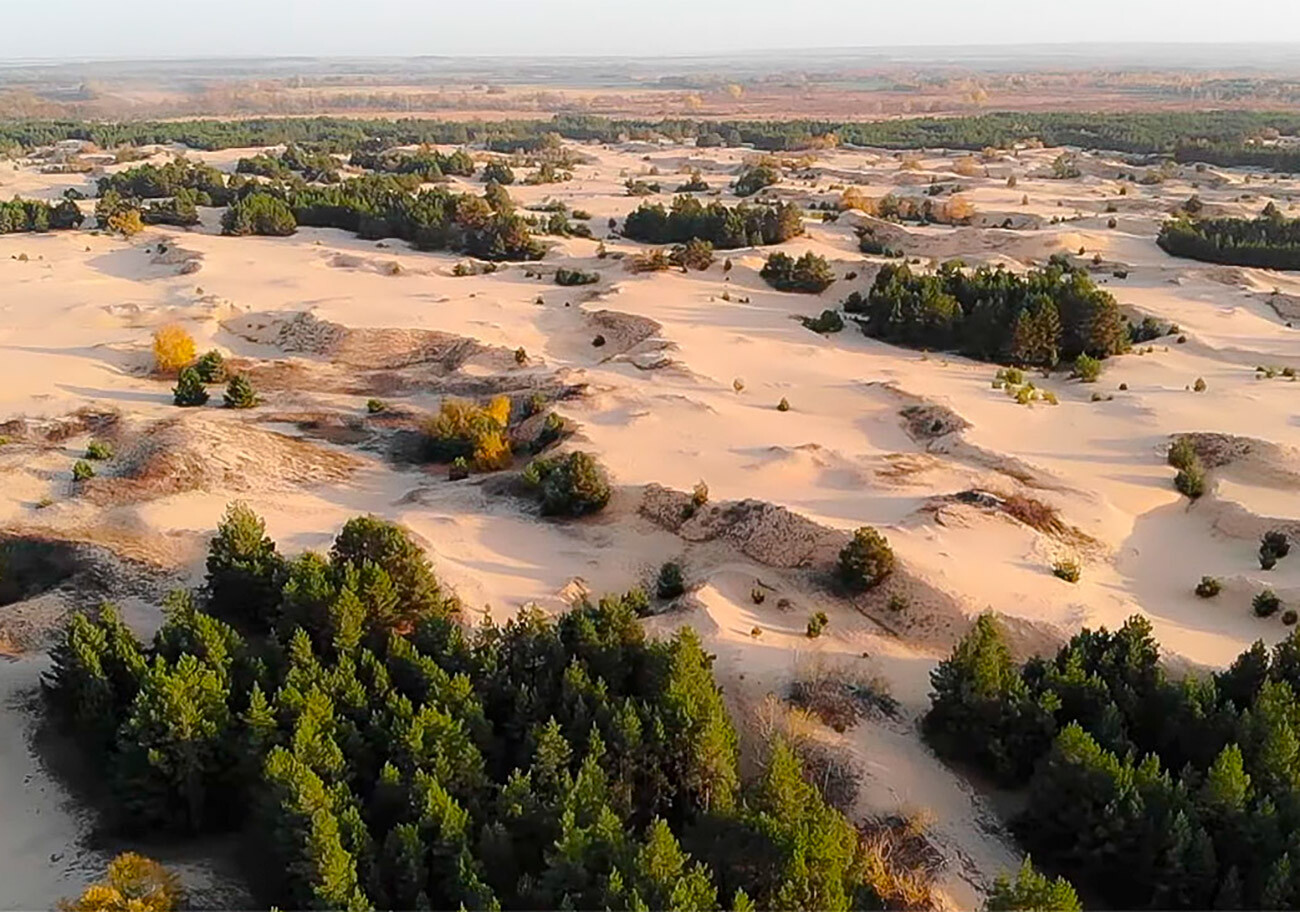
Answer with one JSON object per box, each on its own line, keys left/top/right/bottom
{"left": 1167, "top": 437, "right": 1198, "bottom": 471}
{"left": 1175, "top": 464, "right": 1206, "bottom": 499}
{"left": 1195, "top": 576, "right": 1222, "bottom": 598}
{"left": 366, "top": 398, "right": 387, "bottom": 414}
{"left": 481, "top": 160, "right": 515, "bottom": 185}
{"left": 194, "top": 350, "right": 227, "bottom": 384}
{"left": 837, "top": 527, "right": 895, "bottom": 591}
{"left": 1261, "top": 530, "right": 1290, "bottom": 567}
{"left": 86, "top": 440, "right": 114, "bottom": 461}
{"left": 760, "top": 251, "right": 835, "bottom": 293}
{"left": 72, "top": 459, "right": 95, "bottom": 482}
{"left": 777, "top": 397, "right": 790, "bottom": 412}
{"left": 172, "top": 367, "right": 209, "bottom": 407}
{"left": 522, "top": 450, "right": 611, "bottom": 516}
{"left": 656, "top": 562, "right": 685, "bottom": 600}
{"left": 555, "top": 267, "right": 598, "bottom": 286}
{"left": 1254, "top": 588, "right": 1282, "bottom": 617}
{"left": 1072, "top": 354, "right": 1102, "bottom": 382}
{"left": 802, "top": 309, "right": 844, "bottom": 334}
{"left": 221, "top": 192, "right": 296, "bottom": 236}
{"left": 223, "top": 375, "right": 259, "bottom": 409}
{"left": 734, "top": 163, "right": 780, "bottom": 197}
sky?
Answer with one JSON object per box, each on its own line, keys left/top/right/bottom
{"left": 8, "top": 0, "right": 1300, "bottom": 59}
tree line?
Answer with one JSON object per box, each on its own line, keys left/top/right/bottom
{"left": 8, "top": 111, "right": 1300, "bottom": 165}
{"left": 854, "top": 257, "right": 1129, "bottom": 366}
{"left": 926, "top": 612, "right": 1300, "bottom": 909}
{"left": 1158, "top": 203, "right": 1300, "bottom": 270}
{"left": 237, "top": 143, "right": 343, "bottom": 183}
{"left": 44, "top": 505, "right": 887, "bottom": 911}
{"left": 621, "top": 196, "right": 804, "bottom": 248}
{"left": 347, "top": 147, "right": 476, "bottom": 182}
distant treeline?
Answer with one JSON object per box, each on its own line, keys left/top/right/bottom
{"left": 855, "top": 257, "right": 1129, "bottom": 365}
{"left": 6, "top": 111, "right": 1300, "bottom": 164}
{"left": 621, "top": 196, "right": 803, "bottom": 248}
{"left": 1158, "top": 204, "right": 1300, "bottom": 270}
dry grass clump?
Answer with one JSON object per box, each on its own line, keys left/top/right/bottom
{"left": 788, "top": 655, "right": 898, "bottom": 732}
{"left": 151, "top": 324, "right": 195, "bottom": 375}
{"left": 627, "top": 248, "right": 671, "bottom": 273}
{"left": 1001, "top": 493, "right": 1067, "bottom": 536}
{"left": 859, "top": 813, "right": 944, "bottom": 910}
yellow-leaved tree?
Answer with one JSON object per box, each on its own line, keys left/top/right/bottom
{"left": 59, "top": 852, "right": 182, "bottom": 912}
{"left": 152, "top": 324, "right": 196, "bottom": 374}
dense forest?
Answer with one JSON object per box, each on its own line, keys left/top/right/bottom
{"left": 855, "top": 258, "right": 1129, "bottom": 365}
{"left": 6, "top": 111, "right": 1300, "bottom": 165}
{"left": 621, "top": 196, "right": 803, "bottom": 248}
{"left": 1158, "top": 204, "right": 1300, "bottom": 270}
{"left": 43, "top": 506, "right": 889, "bottom": 911}
{"left": 96, "top": 159, "right": 234, "bottom": 204}
{"left": 925, "top": 613, "right": 1300, "bottom": 909}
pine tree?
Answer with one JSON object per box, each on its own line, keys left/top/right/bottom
{"left": 171, "top": 366, "right": 209, "bottom": 407}
{"left": 204, "top": 501, "right": 284, "bottom": 630}
{"left": 223, "top": 374, "right": 259, "bottom": 409}
{"left": 986, "top": 856, "right": 1082, "bottom": 911}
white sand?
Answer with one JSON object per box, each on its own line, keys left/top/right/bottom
{"left": 1, "top": 139, "right": 1298, "bottom": 906}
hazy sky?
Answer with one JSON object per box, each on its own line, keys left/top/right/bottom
{"left": 9, "top": 0, "right": 1300, "bottom": 58}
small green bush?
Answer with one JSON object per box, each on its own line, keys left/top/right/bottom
{"left": 72, "top": 459, "right": 95, "bottom": 482}
{"left": 1072, "top": 354, "right": 1102, "bottom": 382}
{"left": 555, "top": 268, "right": 598, "bottom": 286}
{"left": 837, "top": 527, "right": 895, "bottom": 592}
{"left": 1193, "top": 377, "right": 1207, "bottom": 392}
{"left": 1175, "top": 464, "right": 1206, "bottom": 499}
{"left": 223, "top": 374, "right": 259, "bottom": 409}
{"left": 1167, "top": 437, "right": 1198, "bottom": 471}
{"left": 367, "top": 398, "right": 388, "bottom": 414}
{"left": 801, "top": 309, "right": 844, "bottom": 334}
{"left": 656, "top": 561, "right": 685, "bottom": 600}
{"left": 522, "top": 450, "right": 611, "bottom": 516}
{"left": 172, "top": 367, "right": 210, "bottom": 407}
{"left": 1260, "top": 530, "right": 1290, "bottom": 568}
{"left": 194, "top": 349, "right": 227, "bottom": 383}
{"left": 85, "top": 440, "right": 114, "bottom": 461}
{"left": 777, "top": 397, "right": 790, "bottom": 412}
{"left": 1254, "top": 589, "right": 1282, "bottom": 618}
{"left": 806, "top": 611, "right": 829, "bottom": 638}
{"left": 1052, "top": 559, "right": 1081, "bottom": 583}
{"left": 1195, "top": 576, "right": 1222, "bottom": 598}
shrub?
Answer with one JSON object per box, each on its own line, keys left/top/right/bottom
{"left": 1195, "top": 576, "right": 1222, "bottom": 598}
{"left": 760, "top": 251, "right": 835, "bottom": 293}
{"left": 1193, "top": 377, "right": 1207, "bottom": 392}
{"left": 107, "top": 209, "right": 144, "bottom": 237}
{"left": 367, "top": 398, "right": 387, "bottom": 414}
{"left": 656, "top": 561, "right": 685, "bottom": 600}
{"left": 522, "top": 450, "right": 611, "bottom": 516}
{"left": 555, "top": 267, "right": 598, "bottom": 286}
{"left": 423, "top": 396, "right": 511, "bottom": 470}
{"left": 692, "top": 480, "right": 709, "bottom": 508}
{"left": 1286, "top": 610, "right": 1299, "bottom": 626}
{"left": 1072, "top": 353, "right": 1102, "bottom": 382}
{"left": 777, "top": 397, "right": 791, "bottom": 412}
{"left": 1254, "top": 588, "right": 1282, "bottom": 618}
{"left": 1052, "top": 559, "right": 1081, "bottom": 583}
{"left": 481, "top": 160, "right": 515, "bottom": 185}
{"left": 72, "top": 459, "right": 95, "bottom": 482}
{"left": 628, "top": 248, "right": 670, "bottom": 273}
{"left": 448, "top": 457, "right": 469, "bottom": 481}
{"left": 152, "top": 324, "right": 195, "bottom": 374}
{"left": 223, "top": 374, "right": 259, "bottom": 409}
{"left": 1175, "top": 464, "right": 1206, "bottom": 499}
{"left": 514, "top": 347, "right": 528, "bottom": 366}
{"left": 668, "top": 238, "right": 716, "bottom": 271}
{"left": 221, "top": 192, "right": 295, "bottom": 236}
{"left": 194, "top": 350, "right": 226, "bottom": 384}
{"left": 802, "top": 309, "right": 844, "bottom": 333}
{"left": 751, "top": 587, "right": 766, "bottom": 605}
{"left": 172, "top": 367, "right": 209, "bottom": 407}
{"left": 1261, "top": 530, "right": 1291, "bottom": 568}
{"left": 86, "top": 440, "right": 114, "bottom": 461}
{"left": 806, "top": 611, "right": 829, "bottom": 638}
{"left": 734, "top": 163, "right": 780, "bottom": 197}
{"left": 838, "top": 527, "right": 895, "bottom": 592}
{"left": 1167, "top": 437, "right": 1198, "bottom": 471}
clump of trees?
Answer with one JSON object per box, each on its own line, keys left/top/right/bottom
{"left": 1158, "top": 203, "right": 1300, "bottom": 270}
{"left": 221, "top": 192, "right": 296, "bottom": 236}
{"left": 523, "top": 450, "right": 611, "bottom": 516}
{"left": 924, "top": 611, "right": 1300, "bottom": 909}
{"left": 621, "top": 196, "right": 803, "bottom": 249}
{"left": 423, "top": 396, "right": 513, "bottom": 471}
{"left": 669, "top": 239, "right": 716, "bottom": 271}
{"left": 1168, "top": 436, "right": 1207, "bottom": 500}
{"left": 734, "top": 163, "right": 780, "bottom": 197}
{"left": 760, "top": 251, "right": 836, "bottom": 293}
{"left": 97, "top": 159, "right": 231, "bottom": 204}
{"left": 481, "top": 160, "right": 516, "bottom": 185}
{"left": 43, "top": 503, "right": 886, "bottom": 909}
{"left": 859, "top": 257, "right": 1129, "bottom": 366}
{"left": 349, "top": 146, "right": 475, "bottom": 181}
{"left": 0, "top": 197, "right": 83, "bottom": 233}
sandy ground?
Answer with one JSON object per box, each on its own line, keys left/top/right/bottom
{"left": 1, "top": 138, "right": 1298, "bottom": 908}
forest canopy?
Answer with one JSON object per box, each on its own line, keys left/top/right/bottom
{"left": 621, "top": 196, "right": 803, "bottom": 248}
{"left": 1158, "top": 204, "right": 1300, "bottom": 270}
{"left": 42, "top": 506, "right": 889, "bottom": 911}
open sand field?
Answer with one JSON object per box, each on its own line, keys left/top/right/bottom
{"left": 1, "top": 135, "right": 1298, "bottom": 908}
